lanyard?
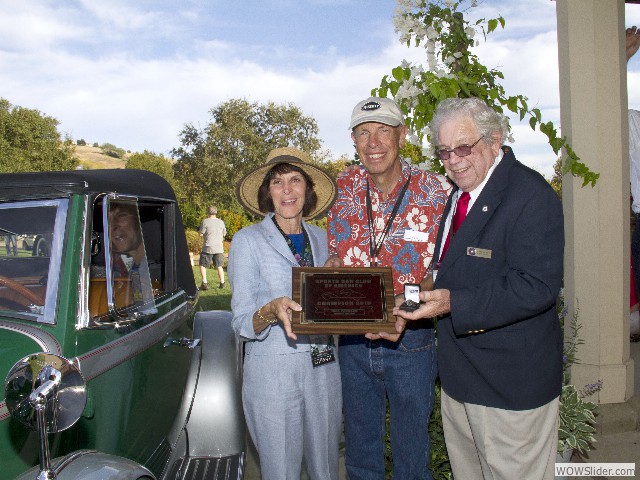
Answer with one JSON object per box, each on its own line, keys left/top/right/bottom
{"left": 365, "top": 171, "right": 411, "bottom": 267}
{"left": 272, "top": 216, "right": 314, "bottom": 267}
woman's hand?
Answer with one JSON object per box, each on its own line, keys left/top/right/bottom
{"left": 257, "top": 296, "right": 302, "bottom": 341}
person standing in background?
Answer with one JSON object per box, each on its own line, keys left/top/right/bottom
{"left": 199, "top": 205, "right": 227, "bottom": 290}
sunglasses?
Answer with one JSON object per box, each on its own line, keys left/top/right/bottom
{"left": 436, "top": 137, "right": 484, "bottom": 160}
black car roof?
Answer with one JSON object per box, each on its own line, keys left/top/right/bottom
{"left": 0, "top": 168, "right": 197, "bottom": 298}
{"left": 0, "top": 169, "right": 177, "bottom": 202}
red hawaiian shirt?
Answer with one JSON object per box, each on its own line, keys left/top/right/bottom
{"left": 328, "top": 161, "right": 451, "bottom": 295}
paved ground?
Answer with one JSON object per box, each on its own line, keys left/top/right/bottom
{"left": 568, "top": 340, "right": 640, "bottom": 480}
{"left": 243, "top": 341, "right": 640, "bottom": 479}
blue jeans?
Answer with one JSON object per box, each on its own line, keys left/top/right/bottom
{"left": 339, "top": 324, "right": 437, "bottom": 480}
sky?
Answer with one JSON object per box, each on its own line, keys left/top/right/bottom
{"left": 2, "top": 0, "right": 640, "bottom": 179}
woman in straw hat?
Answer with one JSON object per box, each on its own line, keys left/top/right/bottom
{"left": 228, "top": 146, "right": 341, "bottom": 480}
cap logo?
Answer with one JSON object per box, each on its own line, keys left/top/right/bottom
{"left": 361, "top": 101, "right": 381, "bottom": 111}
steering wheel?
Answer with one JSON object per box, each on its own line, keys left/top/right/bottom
{"left": 0, "top": 275, "right": 44, "bottom": 306}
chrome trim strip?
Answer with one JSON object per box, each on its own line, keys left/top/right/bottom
{"left": 77, "top": 195, "right": 91, "bottom": 329}
{"left": 75, "top": 302, "right": 193, "bottom": 381}
{"left": 54, "top": 449, "right": 99, "bottom": 471}
{"left": 0, "top": 320, "right": 62, "bottom": 353}
{"left": 0, "top": 302, "right": 192, "bottom": 422}
{"left": 0, "top": 321, "right": 62, "bottom": 421}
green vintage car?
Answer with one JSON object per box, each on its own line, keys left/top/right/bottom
{"left": 0, "top": 169, "right": 245, "bottom": 479}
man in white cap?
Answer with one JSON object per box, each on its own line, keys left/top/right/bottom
{"left": 326, "top": 96, "right": 451, "bottom": 479}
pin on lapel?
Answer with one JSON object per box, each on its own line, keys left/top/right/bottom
{"left": 482, "top": 205, "right": 488, "bottom": 212}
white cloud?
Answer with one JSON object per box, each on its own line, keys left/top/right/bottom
{"left": 1, "top": 0, "right": 639, "bottom": 182}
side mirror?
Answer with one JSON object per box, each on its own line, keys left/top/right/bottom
{"left": 5, "top": 354, "right": 87, "bottom": 478}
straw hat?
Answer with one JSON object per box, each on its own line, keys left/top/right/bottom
{"left": 235, "top": 147, "right": 338, "bottom": 220}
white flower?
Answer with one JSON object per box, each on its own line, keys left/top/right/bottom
{"left": 407, "top": 134, "right": 420, "bottom": 146}
{"left": 444, "top": 0, "right": 456, "bottom": 6}
{"left": 343, "top": 246, "right": 368, "bottom": 267}
{"left": 407, "top": 207, "right": 429, "bottom": 231}
{"left": 464, "top": 26, "right": 475, "bottom": 38}
{"left": 424, "top": 241, "right": 435, "bottom": 257}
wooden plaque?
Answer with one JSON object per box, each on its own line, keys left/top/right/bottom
{"left": 291, "top": 266, "right": 397, "bottom": 334}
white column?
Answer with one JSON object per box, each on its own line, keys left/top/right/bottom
{"left": 557, "top": 0, "right": 634, "bottom": 403}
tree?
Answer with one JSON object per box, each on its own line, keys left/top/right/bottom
{"left": 126, "top": 150, "right": 176, "bottom": 184}
{"left": 171, "top": 98, "right": 324, "bottom": 219}
{"left": 0, "top": 98, "right": 78, "bottom": 173}
{"left": 373, "top": 0, "right": 598, "bottom": 187}
{"left": 550, "top": 157, "right": 563, "bottom": 198}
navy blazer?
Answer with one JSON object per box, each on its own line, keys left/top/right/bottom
{"left": 434, "top": 147, "right": 564, "bottom": 410}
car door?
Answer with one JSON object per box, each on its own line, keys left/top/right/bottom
{"left": 77, "top": 195, "right": 194, "bottom": 476}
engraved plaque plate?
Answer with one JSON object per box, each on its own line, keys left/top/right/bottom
{"left": 291, "top": 267, "right": 397, "bottom": 334}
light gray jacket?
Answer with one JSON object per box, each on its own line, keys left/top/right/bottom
{"left": 228, "top": 214, "right": 329, "bottom": 355}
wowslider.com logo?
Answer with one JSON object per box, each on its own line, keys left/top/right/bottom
{"left": 555, "top": 463, "right": 635, "bottom": 477}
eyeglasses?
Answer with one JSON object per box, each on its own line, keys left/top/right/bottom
{"left": 436, "top": 137, "right": 484, "bottom": 160}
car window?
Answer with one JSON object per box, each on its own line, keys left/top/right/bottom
{"left": 88, "top": 198, "right": 167, "bottom": 323}
{"left": 0, "top": 199, "right": 66, "bottom": 323}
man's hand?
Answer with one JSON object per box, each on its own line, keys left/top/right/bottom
{"left": 324, "top": 255, "right": 342, "bottom": 268}
{"left": 392, "top": 289, "right": 452, "bottom": 326}
{"left": 627, "top": 26, "right": 640, "bottom": 62}
{"left": 366, "top": 294, "right": 405, "bottom": 342}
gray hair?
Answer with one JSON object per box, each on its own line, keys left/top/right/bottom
{"left": 208, "top": 205, "right": 218, "bottom": 215}
{"left": 431, "top": 97, "right": 509, "bottom": 147}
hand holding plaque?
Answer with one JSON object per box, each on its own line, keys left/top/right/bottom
{"left": 291, "top": 267, "right": 397, "bottom": 334}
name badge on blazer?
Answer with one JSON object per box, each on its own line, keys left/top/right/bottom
{"left": 467, "top": 247, "right": 492, "bottom": 259}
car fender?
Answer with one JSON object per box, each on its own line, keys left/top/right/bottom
{"left": 15, "top": 451, "right": 155, "bottom": 480}
{"left": 185, "top": 310, "right": 245, "bottom": 457}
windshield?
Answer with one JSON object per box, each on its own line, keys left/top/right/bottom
{"left": 0, "top": 200, "right": 66, "bottom": 323}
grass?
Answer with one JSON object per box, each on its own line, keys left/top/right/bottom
{"left": 192, "top": 265, "right": 232, "bottom": 311}
{"left": 74, "top": 145, "right": 128, "bottom": 169}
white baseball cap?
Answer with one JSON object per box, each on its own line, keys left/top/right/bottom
{"left": 349, "top": 97, "right": 404, "bottom": 130}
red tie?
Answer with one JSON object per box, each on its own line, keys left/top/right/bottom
{"left": 440, "top": 191, "right": 470, "bottom": 260}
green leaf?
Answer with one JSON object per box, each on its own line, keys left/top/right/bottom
{"left": 392, "top": 66, "right": 405, "bottom": 82}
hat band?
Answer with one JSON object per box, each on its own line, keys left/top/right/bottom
{"left": 269, "top": 154, "right": 304, "bottom": 164}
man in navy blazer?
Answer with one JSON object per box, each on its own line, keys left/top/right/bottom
{"left": 392, "top": 97, "right": 564, "bottom": 479}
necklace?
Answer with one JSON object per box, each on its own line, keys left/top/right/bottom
{"left": 272, "top": 216, "right": 314, "bottom": 266}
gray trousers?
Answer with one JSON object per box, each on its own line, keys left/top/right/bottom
{"left": 242, "top": 351, "right": 342, "bottom": 480}
{"left": 442, "top": 389, "right": 559, "bottom": 480}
